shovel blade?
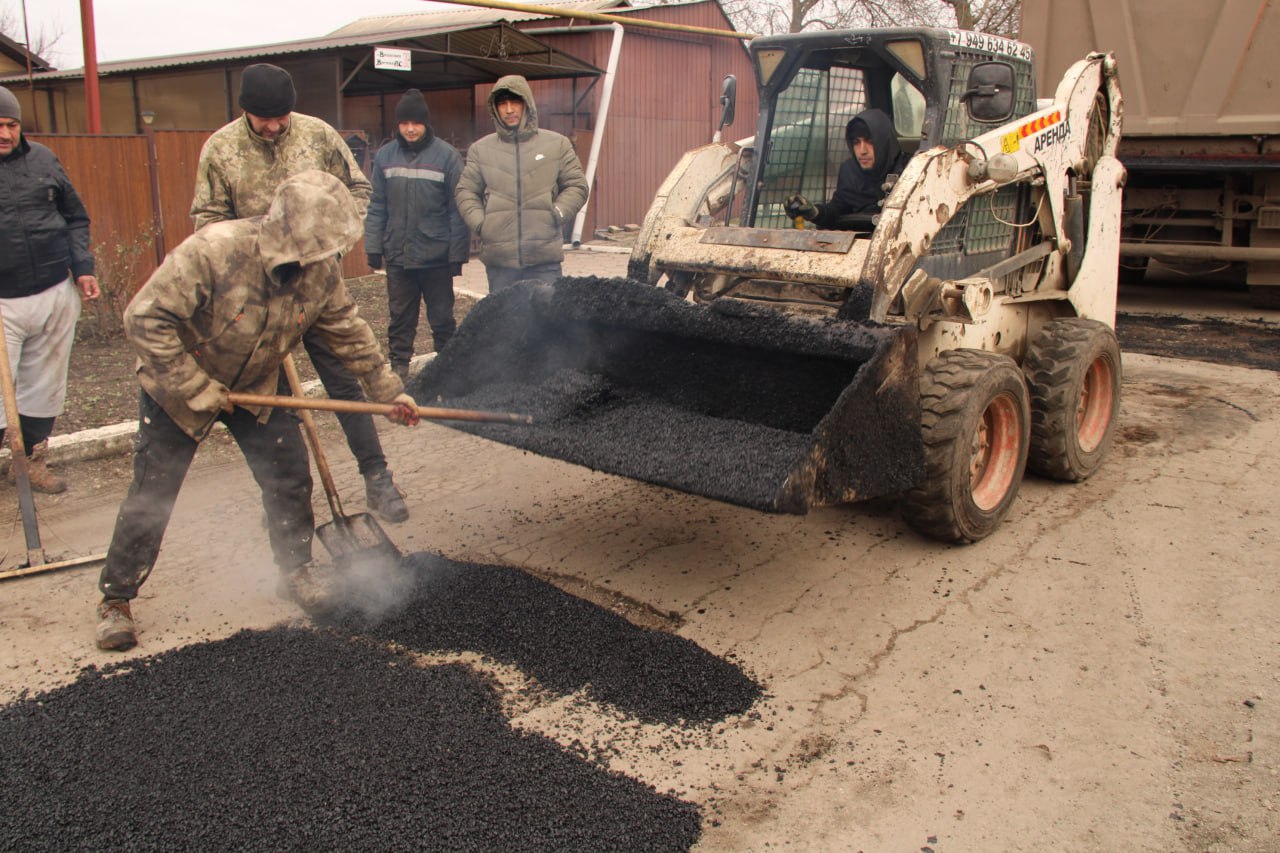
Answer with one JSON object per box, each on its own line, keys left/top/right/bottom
{"left": 316, "top": 512, "right": 401, "bottom": 568}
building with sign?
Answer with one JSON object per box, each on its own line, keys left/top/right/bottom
{"left": 1, "top": 0, "right": 757, "bottom": 240}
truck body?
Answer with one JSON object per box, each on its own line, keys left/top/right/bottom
{"left": 414, "top": 27, "right": 1126, "bottom": 543}
{"left": 1021, "top": 0, "right": 1280, "bottom": 305}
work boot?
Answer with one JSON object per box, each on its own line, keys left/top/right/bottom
{"left": 9, "top": 441, "right": 67, "bottom": 494}
{"left": 276, "top": 562, "right": 332, "bottom": 612}
{"left": 392, "top": 362, "right": 410, "bottom": 383}
{"left": 96, "top": 599, "right": 137, "bottom": 651}
{"left": 365, "top": 469, "right": 408, "bottom": 523}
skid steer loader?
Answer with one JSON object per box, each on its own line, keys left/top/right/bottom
{"left": 412, "top": 27, "right": 1126, "bottom": 543}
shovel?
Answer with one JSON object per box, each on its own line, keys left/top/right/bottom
{"left": 0, "top": 303, "right": 107, "bottom": 580}
{"left": 276, "top": 354, "right": 400, "bottom": 569}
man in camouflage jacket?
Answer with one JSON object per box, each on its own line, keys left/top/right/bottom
{"left": 455, "top": 74, "right": 588, "bottom": 293}
{"left": 190, "top": 63, "right": 410, "bottom": 524}
{"left": 94, "top": 171, "right": 418, "bottom": 652}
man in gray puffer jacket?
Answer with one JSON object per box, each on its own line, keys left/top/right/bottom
{"left": 455, "top": 75, "right": 588, "bottom": 293}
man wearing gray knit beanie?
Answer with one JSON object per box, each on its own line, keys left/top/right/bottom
{"left": 0, "top": 85, "right": 101, "bottom": 493}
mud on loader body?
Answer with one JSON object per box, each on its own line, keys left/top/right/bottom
{"left": 415, "top": 27, "right": 1126, "bottom": 543}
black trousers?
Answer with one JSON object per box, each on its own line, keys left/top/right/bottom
{"left": 0, "top": 414, "right": 54, "bottom": 456}
{"left": 386, "top": 265, "right": 456, "bottom": 364}
{"left": 301, "top": 328, "right": 387, "bottom": 477}
{"left": 98, "top": 392, "right": 314, "bottom": 602}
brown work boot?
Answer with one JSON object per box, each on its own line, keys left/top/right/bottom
{"left": 276, "top": 562, "right": 333, "bottom": 612}
{"left": 10, "top": 441, "right": 68, "bottom": 494}
{"left": 96, "top": 599, "right": 137, "bottom": 651}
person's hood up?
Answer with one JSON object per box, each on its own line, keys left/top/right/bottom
{"left": 846, "top": 108, "right": 902, "bottom": 184}
{"left": 258, "top": 170, "right": 363, "bottom": 273}
{"left": 488, "top": 74, "right": 538, "bottom": 141}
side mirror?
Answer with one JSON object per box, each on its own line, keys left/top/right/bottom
{"left": 714, "top": 75, "right": 737, "bottom": 142}
{"left": 962, "top": 62, "right": 1015, "bottom": 123}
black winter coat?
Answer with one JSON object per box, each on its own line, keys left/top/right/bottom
{"left": 364, "top": 134, "right": 469, "bottom": 269}
{"left": 0, "top": 138, "right": 94, "bottom": 299}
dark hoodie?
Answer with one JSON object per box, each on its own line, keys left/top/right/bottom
{"left": 813, "top": 108, "right": 909, "bottom": 228}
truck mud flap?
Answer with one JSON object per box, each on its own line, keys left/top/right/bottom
{"left": 409, "top": 277, "right": 924, "bottom": 513}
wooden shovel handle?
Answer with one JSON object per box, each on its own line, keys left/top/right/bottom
{"left": 226, "top": 391, "right": 533, "bottom": 425}
{"left": 281, "top": 355, "right": 343, "bottom": 521}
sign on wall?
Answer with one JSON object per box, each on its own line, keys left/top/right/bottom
{"left": 374, "top": 48, "right": 412, "bottom": 71}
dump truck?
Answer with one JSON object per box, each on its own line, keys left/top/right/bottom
{"left": 1022, "top": 0, "right": 1280, "bottom": 307}
{"left": 412, "top": 26, "right": 1125, "bottom": 543}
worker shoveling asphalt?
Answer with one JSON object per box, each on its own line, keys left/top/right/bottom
{"left": 409, "top": 275, "right": 923, "bottom": 513}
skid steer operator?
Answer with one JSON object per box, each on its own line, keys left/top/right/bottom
{"left": 785, "top": 108, "right": 909, "bottom": 228}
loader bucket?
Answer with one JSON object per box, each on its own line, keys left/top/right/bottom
{"left": 410, "top": 277, "right": 924, "bottom": 514}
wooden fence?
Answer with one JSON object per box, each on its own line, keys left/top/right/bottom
{"left": 31, "top": 130, "right": 371, "bottom": 314}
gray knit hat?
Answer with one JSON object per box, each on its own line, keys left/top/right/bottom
{"left": 0, "top": 86, "right": 20, "bottom": 122}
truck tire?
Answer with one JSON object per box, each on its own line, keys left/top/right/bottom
{"left": 1024, "top": 319, "right": 1121, "bottom": 481}
{"left": 902, "top": 350, "right": 1030, "bottom": 543}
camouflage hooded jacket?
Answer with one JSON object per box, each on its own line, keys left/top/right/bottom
{"left": 455, "top": 75, "right": 588, "bottom": 269}
{"left": 190, "top": 112, "right": 372, "bottom": 230}
{"left": 127, "top": 171, "right": 402, "bottom": 441}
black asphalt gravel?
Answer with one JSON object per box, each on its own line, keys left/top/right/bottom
{"left": 1, "top": 552, "right": 763, "bottom": 851}
{"left": 323, "top": 551, "right": 762, "bottom": 725}
{"left": 411, "top": 276, "right": 924, "bottom": 512}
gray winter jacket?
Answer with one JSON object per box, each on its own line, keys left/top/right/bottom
{"left": 454, "top": 76, "right": 588, "bottom": 269}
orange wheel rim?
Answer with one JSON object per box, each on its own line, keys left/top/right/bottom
{"left": 1076, "top": 356, "right": 1115, "bottom": 453}
{"left": 970, "top": 392, "right": 1022, "bottom": 511}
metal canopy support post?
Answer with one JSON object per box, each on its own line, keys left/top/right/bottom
{"left": 572, "top": 23, "right": 624, "bottom": 245}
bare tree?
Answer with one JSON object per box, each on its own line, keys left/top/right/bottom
{"left": 939, "top": 0, "right": 1021, "bottom": 36}
{"left": 0, "top": 3, "right": 62, "bottom": 65}
{"left": 702, "top": 0, "right": 1022, "bottom": 37}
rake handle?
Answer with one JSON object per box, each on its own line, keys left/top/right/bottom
{"left": 227, "top": 391, "right": 533, "bottom": 425}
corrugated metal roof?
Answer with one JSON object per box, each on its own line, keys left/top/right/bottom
{"left": 330, "top": 0, "right": 632, "bottom": 38}
{"left": 0, "top": 21, "right": 601, "bottom": 86}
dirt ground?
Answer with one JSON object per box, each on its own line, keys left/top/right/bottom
{"left": 3, "top": 257, "right": 1279, "bottom": 850}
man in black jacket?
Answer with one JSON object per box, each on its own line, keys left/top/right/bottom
{"left": 365, "top": 89, "right": 469, "bottom": 379}
{"left": 0, "top": 86, "right": 100, "bottom": 493}
{"left": 785, "top": 108, "right": 909, "bottom": 229}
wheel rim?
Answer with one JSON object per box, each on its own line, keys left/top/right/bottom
{"left": 970, "top": 392, "right": 1023, "bottom": 511}
{"left": 1076, "top": 355, "right": 1116, "bottom": 453}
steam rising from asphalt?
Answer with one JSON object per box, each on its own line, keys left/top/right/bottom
{"left": 324, "top": 553, "right": 418, "bottom": 622}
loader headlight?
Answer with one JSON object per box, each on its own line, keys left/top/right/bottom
{"left": 967, "top": 152, "right": 1019, "bottom": 185}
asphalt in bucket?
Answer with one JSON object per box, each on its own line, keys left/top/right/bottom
{"left": 0, "top": 553, "right": 761, "bottom": 850}
{"left": 411, "top": 276, "right": 920, "bottom": 513}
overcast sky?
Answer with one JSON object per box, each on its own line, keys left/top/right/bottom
{"left": 4, "top": 0, "right": 450, "bottom": 68}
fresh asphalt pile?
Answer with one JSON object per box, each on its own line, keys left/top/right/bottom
{"left": 322, "top": 551, "right": 762, "bottom": 725}
{"left": 1, "top": 552, "right": 760, "bottom": 850}
{"left": 410, "top": 276, "right": 923, "bottom": 513}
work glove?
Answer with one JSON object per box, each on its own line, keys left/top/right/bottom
{"left": 784, "top": 194, "right": 818, "bottom": 221}
{"left": 189, "top": 379, "right": 232, "bottom": 415}
{"left": 450, "top": 262, "right": 464, "bottom": 278}
{"left": 386, "top": 393, "right": 420, "bottom": 427}
{"left": 367, "top": 254, "right": 383, "bottom": 271}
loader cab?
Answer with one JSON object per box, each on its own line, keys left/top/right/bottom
{"left": 741, "top": 28, "right": 1038, "bottom": 232}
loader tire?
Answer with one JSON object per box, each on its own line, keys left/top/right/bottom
{"left": 1024, "top": 319, "right": 1121, "bottom": 481}
{"left": 902, "top": 350, "right": 1030, "bottom": 544}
